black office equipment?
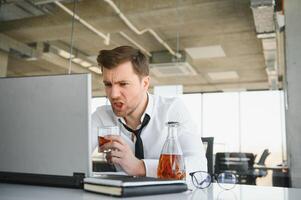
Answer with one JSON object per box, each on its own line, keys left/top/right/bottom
{"left": 272, "top": 167, "right": 290, "bottom": 187}
{"left": 201, "top": 137, "right": 214, "bottom": 174}
{"left": 214, "top": 152, "right": 257, "bottom": 185}
{"left": 92, "top": 161, "right": 116, "bottom": 172}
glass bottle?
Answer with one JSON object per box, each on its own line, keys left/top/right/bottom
{"left": 157, "top": 121, "right": 186, "bottom": 180}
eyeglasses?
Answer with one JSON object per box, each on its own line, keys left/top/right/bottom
{"left": 189, "top": 171, "right": 237, "bottom": 190}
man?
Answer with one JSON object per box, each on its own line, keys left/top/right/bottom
{"left": 92, "top": 46, "right": 207, "bottom": 178}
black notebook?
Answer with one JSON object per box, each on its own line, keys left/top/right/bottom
{"left": 83, "top": 174, "right": 187, "bottom": 197}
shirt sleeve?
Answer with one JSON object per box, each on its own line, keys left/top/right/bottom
{"left": 142, "top": 159, "right": 159, "bottom": 177}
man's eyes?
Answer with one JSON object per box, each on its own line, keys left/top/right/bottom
{"left": 104, "top": 83, "right": 112, "bottom": 87}
{"left": 103, "top": 82, "right": 129, "bottom": 87}
{"left": 119, "top": 82, "right": 129, "bottom": 86}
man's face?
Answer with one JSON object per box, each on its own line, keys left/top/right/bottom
{"left": 102, "top": 61, "right": 149, "bottom": 118}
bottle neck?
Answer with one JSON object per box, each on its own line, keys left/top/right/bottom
{"left": 167, "top": 125, "right": 178, "bottom": 139}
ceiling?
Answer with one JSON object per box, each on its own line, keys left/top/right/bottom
{"left": 0, "top": 0, "right": 283, "bottom": 96}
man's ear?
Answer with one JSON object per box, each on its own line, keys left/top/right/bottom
{"left": 142, "top": 76, "right": 150, "bottom": 90}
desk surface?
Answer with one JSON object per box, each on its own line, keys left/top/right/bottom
{"left": 1, "top": 183, "right": 301, "bottom": 200}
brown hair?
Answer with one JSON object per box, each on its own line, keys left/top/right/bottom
{"left": 97, "top": 46, "right": 149, "bottom": 78}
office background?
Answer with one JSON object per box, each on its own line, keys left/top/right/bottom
{"left": 1, "top": 0, "right": 301, "bottom": 188}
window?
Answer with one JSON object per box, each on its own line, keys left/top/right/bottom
{"left": 240, "top": 91, "right": 285, "bottom": 165}
{"left": 92, "top": 90, "right": 286, "bottom": 167}
{"left": 182, "top": 91, "right": 285, "bottom": 167}
{"left": 202, "top": 92, "right": 240, "bottom": 153}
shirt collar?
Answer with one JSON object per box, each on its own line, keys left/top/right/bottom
{"left": 116, "top": 92, "right": 153, "bottom": 125}
{"left": 142, "top": 92, "right": 153, "bottom": 120}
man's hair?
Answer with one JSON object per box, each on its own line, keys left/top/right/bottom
{"left": 97, "top": 46, "right": 149, "bottom": 78}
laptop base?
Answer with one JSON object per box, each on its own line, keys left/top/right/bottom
{"left": 0, "top": 171, "right": 85, "bottom": 188}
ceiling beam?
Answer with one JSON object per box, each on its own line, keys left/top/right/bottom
{"left": 0, "top": 33, "right": 36, "bottom": 59}
{"left": 32, "top": 0, "right": 65, "bottom": 5}
{"left": 0, "top": 0, "right": 253, "bottom": 42}
{"left": 38, "top": 44, "right": 103, "bottom": 88}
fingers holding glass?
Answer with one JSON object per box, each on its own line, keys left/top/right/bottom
{"left": 97, "top": 126, "right": 120, "bottom": 162}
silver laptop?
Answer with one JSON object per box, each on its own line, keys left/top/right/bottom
{"left": 0, "top": 74, "right": 92, "bottom": 188}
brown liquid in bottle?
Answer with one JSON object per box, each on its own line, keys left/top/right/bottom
{"left": 157, "top": 154, "right": 186, "bottom": 180}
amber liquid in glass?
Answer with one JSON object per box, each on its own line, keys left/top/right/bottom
{"left": 98, "top": 136, "right": 110, "bottom": 153}
{"left": 157, "top": 154, "right": 186, "bottom": 180}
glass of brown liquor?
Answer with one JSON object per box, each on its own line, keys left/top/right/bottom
{"left": 97, "top": 126, "right": 120, "bottom": 154}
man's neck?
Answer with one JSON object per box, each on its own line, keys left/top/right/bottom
{"left": 125, "top": 93, "right": 148, "bottom": 130}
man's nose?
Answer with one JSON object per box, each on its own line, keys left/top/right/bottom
{"left": 110, "top": 85, "right": 121, "bottom": 99}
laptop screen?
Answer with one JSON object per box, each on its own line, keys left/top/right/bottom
{"left": 0, "top": 74, "right": 92, "bottom": 182}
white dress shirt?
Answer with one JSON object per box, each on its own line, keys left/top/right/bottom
{"left": 91, "top": 94, "right": 207, "bottom": 178}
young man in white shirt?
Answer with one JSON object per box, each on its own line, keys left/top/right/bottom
{"left": 92, "top": 46, "right": 207, "bottom": 178}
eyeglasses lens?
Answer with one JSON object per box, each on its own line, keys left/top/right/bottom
{"left": 192, "top": 172, "right": 211, "bottom": 189}
{"left": 217, "top": 172, "right": 236, "bottom": 190}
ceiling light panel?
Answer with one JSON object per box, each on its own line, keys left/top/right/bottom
{"left": 72, "top": 58, "right": 83, "bottom": 64}
{"left": 150, "top": 62, "right": 197, "bottom": 77}
{"left": 80, "top": 61, "right": 92, "bottom": 67}
{"left": 208, "top": 71, "right": 239, "bottom": 80}
{"left": 185, "top": 45, "right": 226, "bottom": 59}
{"left": 58, "top": 49, "right": 74, "bottom": 59}
{"left": 89, "top": 66, "right": 102, "bottom": 74}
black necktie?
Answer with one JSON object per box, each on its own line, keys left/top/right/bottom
{"left": 119, "top": 114, "right": 150, "bottom": 159}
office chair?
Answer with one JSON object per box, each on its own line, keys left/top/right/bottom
{"left": 253, "top": 149, "right": 270, "bottom": 177}
{"left": 201, "top": 137, "right": 214, "bottom": 174}
{"left": 257, "top": 149, "right": 270, "bottom": 166}
{"left": 214, "top": 152, "right": 257, "bottom": 185}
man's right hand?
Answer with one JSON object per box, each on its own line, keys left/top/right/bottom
{"left": 99, "top": 135, "right": 146, "bottom": 176}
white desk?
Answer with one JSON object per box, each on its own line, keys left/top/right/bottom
{"left": 0, "top": 182, "right": 300, "bottom": 200}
